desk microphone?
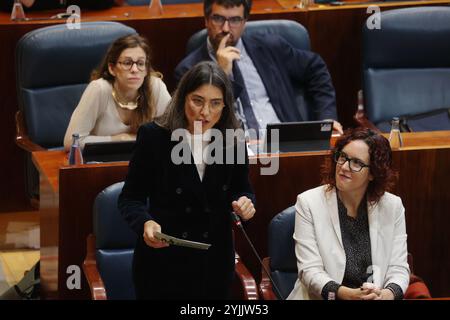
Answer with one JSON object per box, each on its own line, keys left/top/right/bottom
{"left": 231, "top": 212, "right": 284, "bottom": 299}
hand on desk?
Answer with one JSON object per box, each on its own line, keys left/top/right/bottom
{"left": 143, "top": 220, "right": 169, "bottom": 249}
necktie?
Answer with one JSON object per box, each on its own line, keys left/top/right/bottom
{"left": 232, "top": 62, "right": 259, "bottom": 132}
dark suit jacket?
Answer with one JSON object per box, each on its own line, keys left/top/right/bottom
{"left": 118, "top": 122, "right": 255, "bottom": 299}
{"left": 175, "top": 34, "right": 337, "bottom": 122}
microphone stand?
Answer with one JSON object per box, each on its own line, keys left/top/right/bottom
{"left": 231, "top": 212, "right": 284, "bottom": 300}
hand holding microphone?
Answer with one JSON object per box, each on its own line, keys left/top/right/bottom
{"left": 231, "top": 200, "right": 284, "bottom": 299}
{"left": 232, "top": 196, "right": 255, "bottom": 221}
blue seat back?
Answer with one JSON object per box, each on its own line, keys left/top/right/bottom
{"left": 363, "top": 7, "right": 450, "bottom": 129}
{"left": 268, "top": 206, "right": 297, "bottom": 300}
{"left": 186, "top": 19, "right": 313, "bottom": 121}
{"left": 94, "top": 182, "right": 138, "bottom": 300}
{"left": 16, "top": 22, "right": 136, "bottom": 148}
{"left": 186, "top": 19, "right": 310, "bottom": 54}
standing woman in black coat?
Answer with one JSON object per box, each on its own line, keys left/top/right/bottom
{"left": 118, "top": 61, "right": 256, "bottom": 299}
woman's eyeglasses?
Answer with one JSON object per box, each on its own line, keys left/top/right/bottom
{"left": 116, "top": 59, "right": 147, "bottom": 72}
{"left": 189, "top": 95, "right": 225, "bottom": 113}
{"left": 334, "top": 151, "right": 370, "bottom": 173}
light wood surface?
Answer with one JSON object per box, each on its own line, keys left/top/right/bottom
{"left": 0, "top": 250, "right": 39, "bottom": 286}
{"left": 389, "top": 131, "right": 450, "bottom": 150}
{"left": 0, "top": 210, "right": 39, "bottom": 289}
{"left": 32, "top": 151, "right": 128, "bottom": 193}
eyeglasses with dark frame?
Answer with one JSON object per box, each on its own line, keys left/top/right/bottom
{"left": 209, "top": 14, "right": 245, "bottom": 28}
{"left": 116, "top": 59, "right": 147, "bottom": 72}
{"left": 334, "top": 151, "right": 370, "bottom": 173}
{"left": 188, "top": 94, "right": 225, "bottom": 113}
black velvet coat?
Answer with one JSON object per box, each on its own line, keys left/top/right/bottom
{"left": 118, "top": 122, "right": 255, "bottom": 299}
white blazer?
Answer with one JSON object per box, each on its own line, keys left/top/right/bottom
{"left": 287, "top": 185, "right": 410, "bottom": 300}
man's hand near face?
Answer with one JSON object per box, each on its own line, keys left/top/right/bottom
{"left": 216, "top": 33, "right": 241, "bottom": 75}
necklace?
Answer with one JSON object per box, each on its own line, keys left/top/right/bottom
{"left": 112, "top": 87, "right": 140, "bottom": 110}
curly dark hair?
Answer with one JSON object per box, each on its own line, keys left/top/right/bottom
{"left": 321, "top": 127, "right": 398, "bottom": 204}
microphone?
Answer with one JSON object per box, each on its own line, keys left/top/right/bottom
{"left": 231, "top": 212, "right": 284, "bottom": 299}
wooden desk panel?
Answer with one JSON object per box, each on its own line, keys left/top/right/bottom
{"left": 396, "top": 131, "right": 450, "bottom": 149}
{"left": 33, "top": 131, "right": 450, "bottom": 299}
{"left": 395, "top": 148, "right": 450, "bottom": 298}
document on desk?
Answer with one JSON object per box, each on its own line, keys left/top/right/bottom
{"left": 154, "top": 232, "right": 211, "bottom": 250}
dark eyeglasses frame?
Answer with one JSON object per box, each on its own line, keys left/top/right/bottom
{"left": 116, "top": 59, "right": 147, "bottom": 72}
{"left": 209, "top": 14, "right": 245, "bottom": 27}
{"left": 334, "top": 151, "right": 370, "bottom": 173}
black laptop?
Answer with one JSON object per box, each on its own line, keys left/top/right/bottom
{"left": 82, "top": 140, "right": 135, "bottom": 163}
{"left": 265, "top": 120, "right": 333, "bottom": 153}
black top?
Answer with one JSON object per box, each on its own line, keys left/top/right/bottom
{"left": 321, "top": 194, "right": 404, "bottom": 300}
{"left": 338, "top": 195, "right": 373, "bottom": 288}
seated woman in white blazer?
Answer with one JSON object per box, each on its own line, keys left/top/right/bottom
{"left": 288, "top": 127, "right": 410, "bottom": 300}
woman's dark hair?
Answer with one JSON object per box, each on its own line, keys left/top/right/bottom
{"left": 204, "top": 0, "right": 252, "bottom": 19}
{"left": 91, "top": 34, "right": 161, "bottom": 133}
{"left": 156, "top": 61, "right": 240, "bottom": 133}
{"left": 321, "top": 127, "right": 398, "bottom": 204}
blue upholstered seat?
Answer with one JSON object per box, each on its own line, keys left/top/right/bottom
{"left": 92, "top": 182, "right": 137, "bottom": 300}
{"left": 186, "top": 19, "right": 310, "bottom": 54}
{"left": 362, "top": 6, "right": 450, "bottom": 132}
{"left": 264, "top": 206, "right": 297, "bottom": 300}
{"left": 15, "top": 22, "right": 136, "bottom": 200}
{"left": 16, "top": 21, "right": 136, "bottom": 149}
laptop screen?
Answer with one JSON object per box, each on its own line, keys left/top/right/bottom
{"left": 82, "top": 141, "right": 135, "bottom": 163}
{"left": 265, "top": 120, "right": 333, "bottom": 153}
